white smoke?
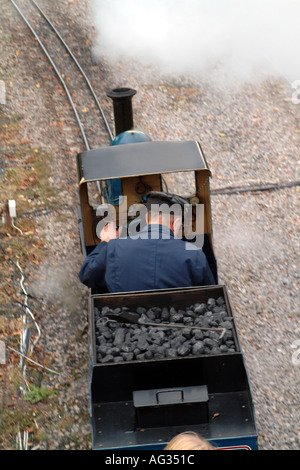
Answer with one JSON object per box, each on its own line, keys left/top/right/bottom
{"left": 91, "top": 0, "right": 300, "bottom": 85}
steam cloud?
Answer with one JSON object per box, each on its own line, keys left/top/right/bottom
{"left": 91, "top": 0, "right": 300, "bottom": 85}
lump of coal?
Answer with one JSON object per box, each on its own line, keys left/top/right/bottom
{"left": 220, "top": 320, "right": 233, "bottom": 330}
{"left": 192, "top": 341, "right": 205, "bottom": 355}
{"left": 165, "top": 348, "right": 178, "bottom": 358}
{"left": 182, "top": 327, "right": 192, "bottom": 339}
{"left": 161, "top": 307, "right": 170, "bottom": 321}
{"left": 207, "top": 298, "right": 216, "bottom": 310}
{"left": 113, "top": 328, "right": 125, "bottom": 346}
{"left": 192, "top": 330, "right": 204, "bottom": 341}
{"left": 170, "top": 312, "right": 184, "bottom": 323}
{"left": 177, "top": 343, "right": 191, "bottom": 356}
{"left": 136, "top": 307, "right": 146, "bottom": 315}
{"left": 193, "top": 303, "right": 207, "bottom": 314}
{"left": 216, "top": 297, "right": 225, "bottom": 306}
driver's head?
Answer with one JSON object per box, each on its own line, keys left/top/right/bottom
{"left": 145, "top": 191, "right": 188, "bottom": 235}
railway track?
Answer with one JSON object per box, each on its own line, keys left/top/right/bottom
{"left": 10, "top": 0, "right": 300, "bottom": 197}
{"left": 10, "top": 0, "right": 114, "bottom": 151}
{"left": 5, "top": 1, "right": 118, "bottom": 435}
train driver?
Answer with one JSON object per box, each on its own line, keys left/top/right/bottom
{"left": 78, "top": 191, "right": 215, "bottom": 292}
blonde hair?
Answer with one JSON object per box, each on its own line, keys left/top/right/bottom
{"left": 164, "top": 432, "right": 215, "bottom": 450}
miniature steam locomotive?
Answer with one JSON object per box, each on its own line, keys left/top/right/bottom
{"left": 76, "top": 88, "right": 258, "bottom": 450}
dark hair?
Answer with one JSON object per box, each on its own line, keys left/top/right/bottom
{"left": 146, "top": 191, "right": 188, "bottom": 210}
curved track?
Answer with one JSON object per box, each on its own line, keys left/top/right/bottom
{"left": 8, "top": 0, "right": 300, "bottom": 197}
{"left": 10, "top": 0, "right": 114, "bottom": 151}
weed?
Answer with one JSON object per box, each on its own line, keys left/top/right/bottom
{"left": 24, "top": 384, "right": 59, "bottom": 404}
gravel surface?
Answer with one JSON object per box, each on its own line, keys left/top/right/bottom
{"left": 1, "top": 0, "right": 299, "bottom": 450}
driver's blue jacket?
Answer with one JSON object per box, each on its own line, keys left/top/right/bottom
{"left": 79, "top": 224, "right": 215, "bottom": 292}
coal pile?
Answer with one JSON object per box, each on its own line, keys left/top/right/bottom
{"left": 94, "top": 297, "right": 237, "bottom": 364}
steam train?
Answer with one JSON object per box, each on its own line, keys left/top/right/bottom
{"left": 76, "top": 88, "right": 258, "bottom": 450}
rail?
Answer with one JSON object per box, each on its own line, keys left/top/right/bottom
{"left": 10, "top": 0, "right": 114, "bottom": 149}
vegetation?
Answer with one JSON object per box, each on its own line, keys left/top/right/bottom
{"left": 0, "top": 108, "right": 62, "bottom": 449}
{"left": 24, "top": 384, "right": 59, "bottom": 404}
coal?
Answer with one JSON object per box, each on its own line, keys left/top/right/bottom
{"left": 95, "top": 297, "right": 237, "bottom": 364}
{"left": 161, "top": 307, "right": 170, "bottom": 321}
{"left": 193, "top": 303, "right": 207, "bottom": 314}
{"left": 177, "top": 343, "right": 191, "bottom": 356}
{"left": 192, "top": 341, "right": 205, "bottom": 355}
{"left": 113, "top": 327, "right": 125, "bottom": 346}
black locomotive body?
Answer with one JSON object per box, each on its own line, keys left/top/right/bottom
{"left": 76, "top": 88, "right": 258, "bottom": 450}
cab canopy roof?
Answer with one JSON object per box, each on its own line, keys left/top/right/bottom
{"left": 77, "top": 140, "right": 209, "bottom": 183}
